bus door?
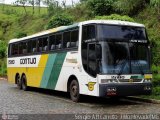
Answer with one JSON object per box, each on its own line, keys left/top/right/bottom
{"left": 87, "top": 43, "right": 99, "bottom": 96}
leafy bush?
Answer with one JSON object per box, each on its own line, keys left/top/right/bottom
{"left": 15, "top": 32, "right": 27, "bottom": 38}
{"left": 95, "top": 14, "right": 135, "bottom": 22}
{"left": 152, "top": 86, "right": 160, "bottom": 95}
{"left": 152, "top": 65, "right": 160, "bottom": 87}
{"left": 46, "top": 14, "right": 73, "bottom": 29}
{"left": 150, "top": 0, "right": 160, "bottom": 14}
{"left": 0, "top": 59, "right": 7, "bottom": 76}
{"left": 65, "top": 3, "right": 93, "bottom": 21}
{"left": 113, "top": 0, "right": 148, "bottom": 15}
{"left": 147, "top": 29, "right": 160, "bottom": 65}
{"left": 0, "top": 40, "right": 7, "bottom": 59}
{"left": 87, "top": 0, "right": 115, "bottom": 16}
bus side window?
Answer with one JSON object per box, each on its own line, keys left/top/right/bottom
{"left": 27, "top": 40, "right": 32, "bottom": 54}
{"left": 71, "top": 30, "right": 79, "bottom": 47}
{"left": 8, "top": 44, "right": 11, "bottom": 56}
{"left": 63, "top": 31, "right": 70, "bottom": 48}
{"left": 38, "top": 38, "right": 43, "bottom": 52}
{"left": 32, "top": 40, "right": 37, "bottom": 53}
{"left": 42, "top": 37, "right": 48, "bottom": 51}
{"left": 49, "top": 35, "right": 56, "bottom": 50}
{"left": 55, "top": 34, "right": 62, "bottom": 49}
{"left": 82, "top": 25, "right": 96, "bottom": 42}
{"left": 23, "top": 42, "right": 27, "bottom": 54}
{"left": 12, "top": 43, "right": 19, "bottom": 56}
{"left": 82, "top": 25, "right": 96, "bottom": 77}
{"left": 19, "top": 42, "right": 23, "bottom": 55}
{"left": 19, "top": 42, "right": 27, "bottom": 54}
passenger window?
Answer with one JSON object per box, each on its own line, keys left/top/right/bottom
{"left": 11, "top": 43, "right": 18, "bottom": 55}
{"left": 71, "top": 30, "right": 79, "bottom": 47}
{"left": 82, "top": 25, "right": 96, "bottom": 42}
{"left": 55, "top": 34, "right": 62, "bottom": 49}
{"left": 19, "top": 42, "right": 23, "bottom": 55}
{"left": 27, "top": 40, "right": 32, "bottom": 53}
{"left": 49, "top": 35, "right": 56, "bottom": 50}
{"left": 38, "top": 38, "right": 43, "bottom": 52}
{"left": 38, "top": 37, "right": 48, "bottom": 52}
{"left": 42, "top": 37, "right": 48, "bottom": 51}
{"left": 63, "top": 32, "right": 70, "bottom": 48}
{"left": 19, "top": 42, "right": 27, "bottom": 54}
{"left": 8, "top": 44, "right": 11, "bottom": 56}
{"left": 32, "top": 40, "right": 37, "bottom": 53}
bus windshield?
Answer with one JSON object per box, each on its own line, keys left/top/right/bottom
{"left": 100, "top": 42, "right": 150, "bottom": 74}
{"left": 97, "top": 25, "right": 150, "bottom": 74}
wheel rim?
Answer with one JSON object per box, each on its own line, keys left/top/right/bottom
{"left": 17, "top": 76, "right": 20, "bottom": 87}
{"left": 22, "top": 77, "right": 26, "bottom": 89}
{"left": 71, "top": 84, "right": 78, "bottom": 97}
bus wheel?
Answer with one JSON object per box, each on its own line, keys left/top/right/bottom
{"left": 16, "top": 74, "right": 22, "bottom": 90}
{"left": 70, "top": 80, "right": 80, "bottom": 102}
{"left": 21, "top": 75, "right": 28, "bottom": 91}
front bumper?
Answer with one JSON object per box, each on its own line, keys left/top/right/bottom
{"left": 99, "top": 83, "right": 152, "bottom": 97}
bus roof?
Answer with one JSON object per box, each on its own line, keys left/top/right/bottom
{"left": 9, "top": 20, "right": 145, "bottom": 44}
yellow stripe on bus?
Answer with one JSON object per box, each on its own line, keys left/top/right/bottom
{"left": 7, "top": 54, "right": 49, "bottom": 87}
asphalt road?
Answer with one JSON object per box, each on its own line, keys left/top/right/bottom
{"left": 0, "top": 79, "right": 160, "bottom": 119}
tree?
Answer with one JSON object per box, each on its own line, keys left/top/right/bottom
{"left": 114, "top": 0, "right": 148, "bottom": 15}
{"left": 15, "top": 0, "right": 28, "bottom": 14}
{"left": 46, "top": 14, "right": 73, "bottom": 29}
{"left": 150, "top": 0, "right": 160, "bottom": 14}
{"left": 0, "top": 40, "right": 6, "bottom": 59}
{"left": 43, "top": 0, "right": 62, "bottom": 16}
{"left": 35, "top": 0, "right": 41, "bottom": 14}
{"left": 87, "top": 0, "right": 115, "bottom": 16}
{"left": 62, "top": 0, "right": 66, "bottom": 8}
{"left": 28, "top": 0, "right": 35, "bottom": 14}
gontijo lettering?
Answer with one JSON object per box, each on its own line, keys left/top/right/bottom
{"left": 20, "top": 58, "right": 36, "bottom": 64}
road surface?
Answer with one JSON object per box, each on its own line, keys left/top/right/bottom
{"left": 0, "top": 79, "right": 160, "bottom": 119}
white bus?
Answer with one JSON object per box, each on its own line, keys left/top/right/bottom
{"left": 7, "top": 20, "right": 152, "bottom": 102}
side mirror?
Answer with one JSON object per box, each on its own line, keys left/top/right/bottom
{"left": 96, "top": 44, "right": 102, "bottom": 60}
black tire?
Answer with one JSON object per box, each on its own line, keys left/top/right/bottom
{"left": 69, "top": 80, "right": 80, "bottom": 102}
{"left": 21, "top": 75, "right": 28, "bottom": 91}
{"left": 16, "top": 74, "right": 22, "bottom": 90}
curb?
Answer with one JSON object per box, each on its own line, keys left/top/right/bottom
{"left": 126, "top": 96, "right": 160, "bottom": 104}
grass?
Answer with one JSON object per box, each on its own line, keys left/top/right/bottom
{"left": 0, "top": 58, "right": 6, "bottom": 76}
{"left": 0, "top": 4, "right": 49, "bottom": 41}
{"left": 0, "top": 4, "right": 47, "bottom": 16}
{"left": 141, "top": 95, "right": 160, "bottom": 100}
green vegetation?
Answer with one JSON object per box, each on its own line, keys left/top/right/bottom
{"left": 0, "top": 0, "right": 160, "bottom": 98}
{"left": 45, "top": 14, "right": 73, "bottom": 29}
{"left": 0, "top": 40, "right": 6, "bottom": 76}
{"left": 95, "top": 14, "right": 135, "bottom": 22}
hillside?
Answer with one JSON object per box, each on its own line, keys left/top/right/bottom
{"left": 0, "top": 2, "right": 159, "bottom": 76}
{"left": 0, "top": 4, "right": 48, "bottom": 41}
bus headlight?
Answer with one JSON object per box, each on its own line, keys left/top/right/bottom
{"left": 143, "top": 79, "right": 151, "bottom": 83}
